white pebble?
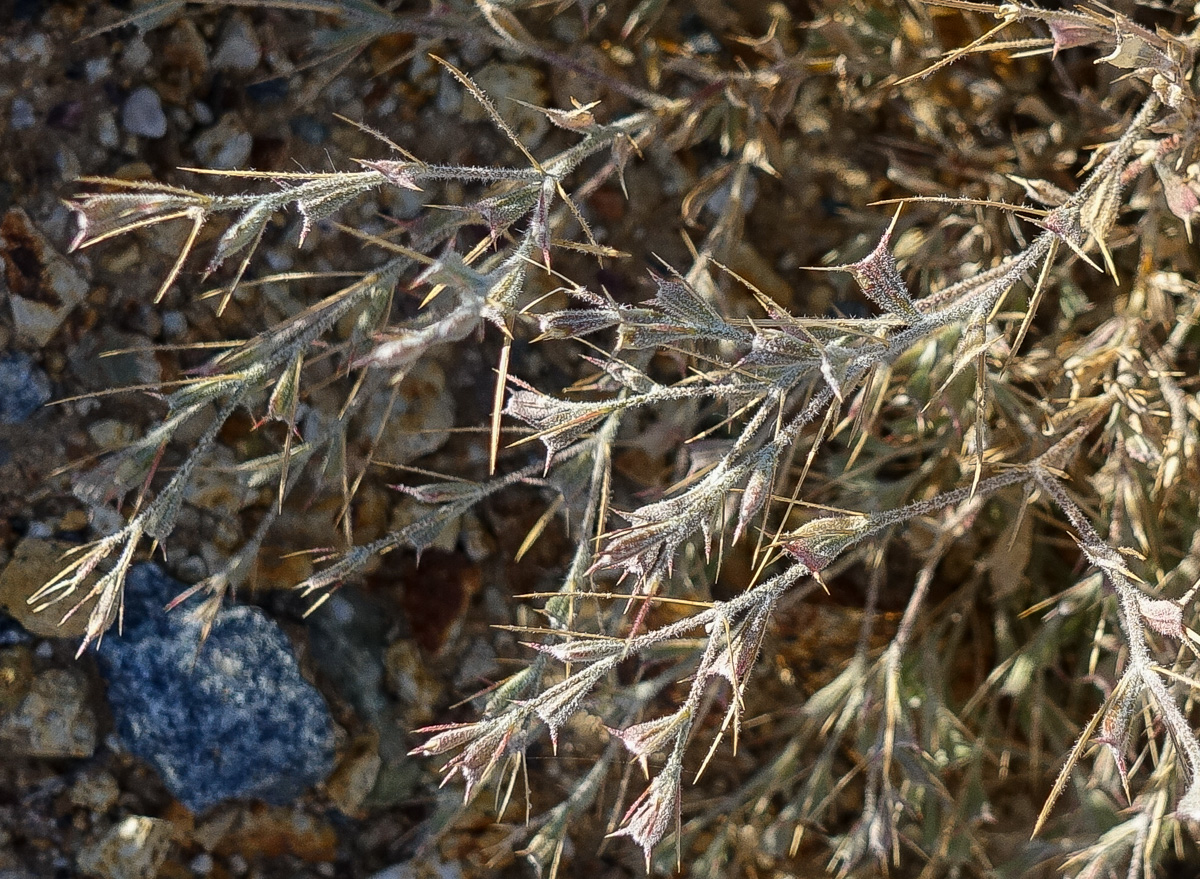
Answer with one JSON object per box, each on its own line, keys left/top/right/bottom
{"left": 213, "top": 18, "right": 261, "bottom": 71}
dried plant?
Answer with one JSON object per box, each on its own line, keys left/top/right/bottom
{"left": 42, "top": 0, "right": 1200, "bottom": 876}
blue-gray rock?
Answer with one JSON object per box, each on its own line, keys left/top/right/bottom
{"left": 10, "top": 98, "right": 35, "bottom": 131}
{"left": 121, "top": 86, "right": 166, "bottom": 139}
{"left": 0, "top": 353, "right": 50, "bottom": 424}
{"left": 97, "top": 564, "right": 336, "bottom": 813}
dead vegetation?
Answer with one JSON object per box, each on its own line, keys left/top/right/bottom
{"left": 35, "top": 0, "right": 1200, "bottom": 875}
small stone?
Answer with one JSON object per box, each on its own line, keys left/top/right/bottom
{"left": 191, "top": 101, "right": 214, "bottom": 126}
{"left": 12, "top": 33, "right": 50, "bottom": 65}
{"left": 183, "top": 447, "right": 254, "bottom": 512}
{"left": 173, "top": 555, "right": 208, "bottom": 584}
{"left": 383, "top": 640, "right": 443, "bottom": 726}
{"left": 100, "top": 243, "right": 141, "bottom": 274}
{"left": 86, "top": 418, "right": 136, "bottom": 450}
{"left": 1, "top": 208, "right": 89, "bottom": 347}
{"left": 122, "top": 86, "right": 168, "bottom": 139}
{"left": 55, "top": 147, "right": 81, "bottom": 182}
{"left": 0, "top": 353, "right": 50, "bottom": 424}
{"left": 192, "top": 115, "right": 252, "bottom": 170}
{"left": 379, "top": 181, "right": 425, "bottom": 221}
{"left": 69, "top": 769, "right": 121, "bottom": 812}
{"left": 85, "top": 57, "right": 111, "bottom": 84}
{"left": 363, "top": 361, "right": 454, "bottom": 464}
{"left": 97, "top": 110, "right": 120, "bottom": 148}
{"left": 59, "top": 509, "right": 89, "bottom": 532}
{"left": 452, "top": 637, "right": 498, "bottom": 690}
{"left": 165, "top": 20, "right": 209, "bottom": 83}
{"left": 121, "top": 37, "right": 153, "bottom": 72}
{"left": 0, "top": 537, "right": 101, "bottom": 639}
{"left": 97, "top": 564, "right": 336, "bottom": 812}
{"left": 212, "top": 17, "right": 261, "bottom": 71}
{"left": 161, "top": 310, "right": 187, "bottom": 338}
{"left": 77, "top": 816, "right": 173, "bottom": 879}
{"left": 80, "top": 329, "right": 161, "bottom": 389}
{"left": 325, "top": 734, "right": 382, "bottom": 817}
{"left": 435, "top": 70, "right": 463, "bottom": 116}
{"left": 88, "top": 505, "right": 125, "bottom": 538}
{"left": 10, "top": 98, "right": 34, "bottom": 131}
{"left": 0, "top": 668, "right": 96, "bottom": 758}
{"left": 459, "top": 510, "right": 494, "bottom": 563}
{"left": 200, "top": 804, "right": 337, "bottom": 862}
{"left": 704, "top": 168, "right": 758, "bottom": 218}
{"left": 249, "top": 547, "right": 311, "bottom": 592}
{"left": 306, "top": 591, "right": 389, "bottom": 731}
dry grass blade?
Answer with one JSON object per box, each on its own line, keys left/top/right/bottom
{"left": 432, "top": 55, "right": 544, "bottom": 174}
{"left": 893, "top": 16, "right": 1018, "bottom": 86}
{"left": 1033, "top": 679, "right": 1129, "bottom": 839}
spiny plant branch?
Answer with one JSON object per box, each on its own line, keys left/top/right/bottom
{"left": 43, "top": 2, "right": 1200, "bottom": 874}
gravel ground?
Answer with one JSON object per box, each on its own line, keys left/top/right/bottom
{"left": 0, "top": 5, "right": 571, "bottom": 878}
{"left": 0, "top": 3, "right": 760, "bottom": 877}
